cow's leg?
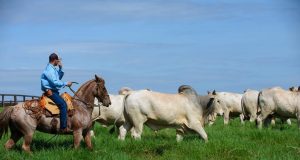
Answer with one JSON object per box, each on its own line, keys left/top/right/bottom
{"left": 189, "top": 121, "right": 208, "bottom": 142}
{"left": 256, "top": 112, "right": 270, "bottom": 129}
{"left": 223, "top": 111, "right": 230, "bottom": 125}
{"left": 176, "top": 129, "right": 184, "bottom": 142}
{"left": 5, "top": 130, "right": 22, "bottom": 150}
{"left": 270, "top": 116, "right": 276, "bottom": 126}
{"left": 286, "top": 119, "right": 292, "bottom": 125}
{"left": 240, "top": 114, "right": 245, "bottom": 124}
{"left": 129, "top": 115, "right": 147, "bottom": 140}
{"left": 249, "top": 113, "right": 257, "bottom": 122}
{"left": 73, "top": 129, "right": 83, "bottom": 149}
{"left": 118, "top": 122, "right": 132, "bottom": 140}
{"left": 131, "top": 121, "right": 144, "bottom": 140}
{"left": 262, "top": 115, "right": 273, "bottom": 127}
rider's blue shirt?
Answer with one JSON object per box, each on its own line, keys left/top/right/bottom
{"left": 41, "top": 63, "right": 67, "bottom": 92}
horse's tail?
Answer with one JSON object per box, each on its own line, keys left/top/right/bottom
{"left": 0, "top": 106, "right": 14, "bottom": 139}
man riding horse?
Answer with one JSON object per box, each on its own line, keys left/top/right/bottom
{"left": 41, "top": 53, "right": 72, "bottom": 133}
{"left": 0, "top": 54, "right": 110, "bottom": 152}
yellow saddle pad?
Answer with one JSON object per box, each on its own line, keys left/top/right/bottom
{"left": 40, "top": 92, "right": 74, "bottom": 115}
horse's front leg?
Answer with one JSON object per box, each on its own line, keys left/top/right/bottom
{"left": 73, "top": 129, "right": 83, "bottom": 149}
{"left": 83, "top": 130, "right": 93, "bottom": 150}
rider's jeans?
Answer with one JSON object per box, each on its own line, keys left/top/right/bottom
{"left": 48, "top": 91, "right": 68, "bottom": 129}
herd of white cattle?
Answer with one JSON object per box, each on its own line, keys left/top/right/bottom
{"left": 90, "top": 85, "right": 300, "bottom": 142}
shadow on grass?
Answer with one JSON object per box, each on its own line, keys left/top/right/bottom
{"left": 31, "top": 138, "right": 73, "bottom": 151}
{"left": 7, "top": 135, "right": 94, "bottom": 152}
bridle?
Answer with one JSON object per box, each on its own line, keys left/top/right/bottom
{"left": 67, "top": 81, "right": 103, "bottom": 109}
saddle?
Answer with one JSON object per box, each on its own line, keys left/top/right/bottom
{"left": 23, "top": 92, "right": 75, "bottom": 118}
{"left": 39, "top": 92, "right": 75, "bottom": 116}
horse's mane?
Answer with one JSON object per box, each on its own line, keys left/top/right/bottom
{"left": 75, "top": 79, "right": 94, "bottom": 96}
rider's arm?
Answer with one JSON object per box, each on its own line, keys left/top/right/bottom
{"left": 58, "top": 68, "right": 64, "bottom": 80}
{"left": 45, "top": 68, "right": 67, "bottom": 88}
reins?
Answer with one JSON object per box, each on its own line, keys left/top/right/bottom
{"left": 66, "top": 82, "right": 93, "bottom": 108}
{"left": 67, "top": 82, "right": 101, "bottom": 119}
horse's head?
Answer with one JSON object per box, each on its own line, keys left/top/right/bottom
{"left": 93, "top": 75, "right": 111, "bottom": 107}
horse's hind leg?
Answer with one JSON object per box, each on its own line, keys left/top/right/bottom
{"left": 22, "top": 133, "right": 33, "bottom": 153}
{"left": 5, "top": 128, "right": 22, "bottom": 150}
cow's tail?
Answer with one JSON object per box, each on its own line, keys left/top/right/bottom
{"left": 0, "top": 106, "right": 14, "bottom": 139}
{"left": 241, "top": 96, "right": 248, "bottom": 119}
{"left": 257, "top": 91, "right": 263, "bottom": 114}
{"left": 110, "top": 93, "right": 131, "bottom": 135}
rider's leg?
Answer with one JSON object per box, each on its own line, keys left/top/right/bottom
{"left": 49, "top": 91, "right": 68, "bottom": 129}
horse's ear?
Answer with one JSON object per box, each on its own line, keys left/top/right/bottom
{"left": 95, "top": 74, "right": 100, "bottom": 82}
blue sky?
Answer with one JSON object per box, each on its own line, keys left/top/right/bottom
{"left": 0, "top": 0, "right": 299, "bottom": 95}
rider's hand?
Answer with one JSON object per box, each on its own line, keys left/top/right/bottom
{"left": 58, "top": 58, "right": 63, "bottom": 69}
{"left": 45, "top": 89, "right": 53, "bottom": 96}
{"left": 66, "top": 82, "right": 72, "bottom": 87}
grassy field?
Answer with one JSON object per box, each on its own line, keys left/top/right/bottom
{"left": 0, "top": 111, "right": 300, "bottom": 160}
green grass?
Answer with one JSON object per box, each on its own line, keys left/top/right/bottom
{"left": 0, "top": 117, "right": 300, "bottom": 160}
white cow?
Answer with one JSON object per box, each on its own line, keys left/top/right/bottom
{"left": 241, "top": 89, "right": 259, "bottom": 122}
{"left": 91, "top": 87, "right": 133, "bottom": 137}
{"left": 209, "top": 90, "right": 244, "bottom": 125}
{"left": 119, "top": 85, "right": 212, "bottom": 142}
{"left": 242, "top": 89, "right": 292, "bottom": 125}
{"left": 257, "top": 87, "right": 300, "bottom": 129}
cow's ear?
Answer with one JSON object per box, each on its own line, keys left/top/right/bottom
{"left": 207, "top": 91, "right": 211, "bottom": 95}
{"left": 212, "top": 90, "right": 217, "bottom": 95}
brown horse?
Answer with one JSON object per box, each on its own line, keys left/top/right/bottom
{"left": 0, "top": 75, "right": 111, "bottom": 153}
